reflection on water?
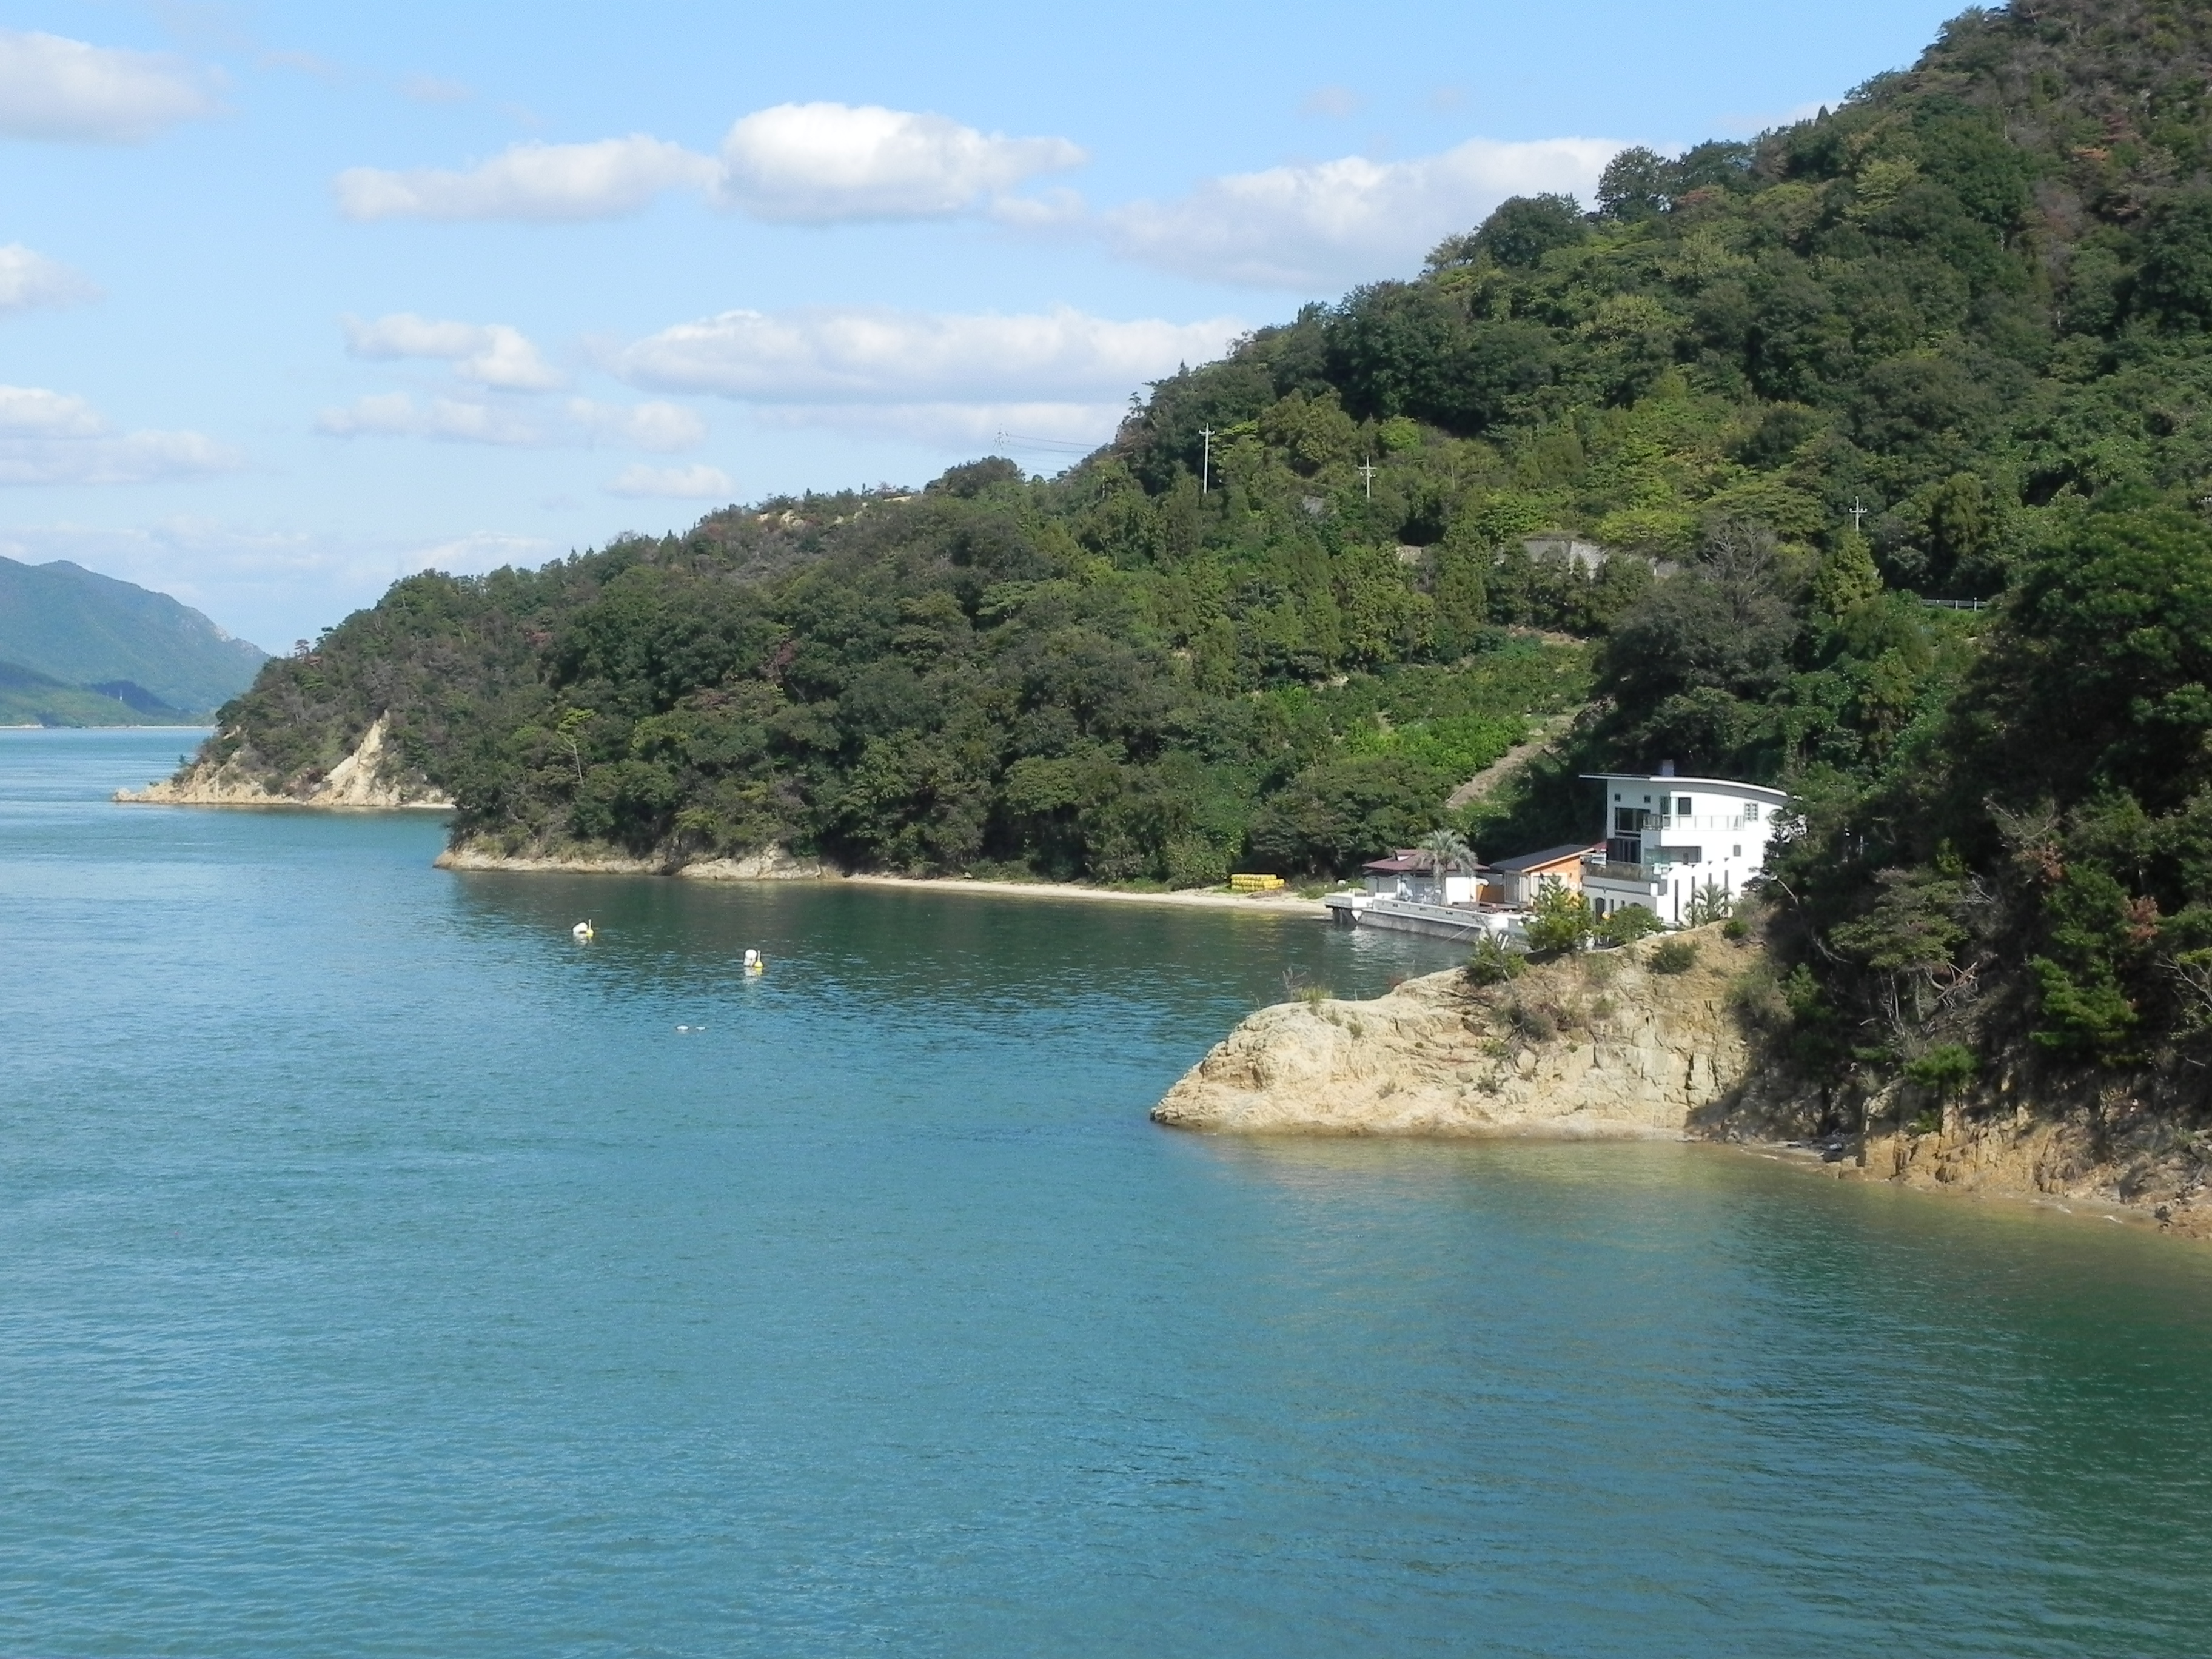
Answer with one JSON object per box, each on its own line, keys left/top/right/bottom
{"left": 4, "top": 729, "right": 2211, "bottom": 1659}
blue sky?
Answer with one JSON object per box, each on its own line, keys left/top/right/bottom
{"left": 1, "top": 0, "right": 1971, "bottom": 650}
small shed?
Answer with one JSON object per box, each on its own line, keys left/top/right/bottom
{"left": 1361, "top": 850, "right": 1486, "bottom": 907}
{"left": 1490, "top": 843, "right": 1600, "bottom": 908}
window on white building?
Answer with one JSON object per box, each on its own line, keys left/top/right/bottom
{"left": 1676, "top": 797, "right": 1691, "bottom": 816}
{"left": 1743, "top": 802, "right": 1761, "bottom": 821}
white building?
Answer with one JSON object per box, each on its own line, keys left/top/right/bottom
{"left": 1579, "top": 769, "right": 1788, "bottom": 927}
{"left": 1359, "top": 850, "right": 1486, "bottom": 907}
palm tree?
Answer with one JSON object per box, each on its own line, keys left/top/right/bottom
{"left": 1419, "top": 826, "right": 1475, "bottom": 875}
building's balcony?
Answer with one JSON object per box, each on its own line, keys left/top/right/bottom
{"left": 1582, "top": 857, "right": 1664, "bottom": 886}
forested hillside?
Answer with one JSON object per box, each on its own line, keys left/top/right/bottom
{"left": 0, "top": 556, "right": 266, "bottom": 714}
{"left": 192, "top": 0, "right": 2212, "bottom": 1088}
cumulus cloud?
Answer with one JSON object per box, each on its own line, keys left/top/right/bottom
{"left": 755, "top": 400, "right": 1125, "bottom": 455}
{"left": 0, "top": 29, "right": 220, "bottom": 142}
{"left": 608, "top": 304, "right": 1243, "bottom": 405}
{"left": 0, "top": 385, "right": 105, "bottom": 437}
{"left": 605, "top": 463, "right": 732, "bottom": 499}
{"left": 315, "top": 392, "right": 542, "bottom": 446}
{"left": 333, "top": 135, "right": 714, "bottom": 222}
{"left": 715, "top": 102, "right": 1084, "bottom": 221}
{"left": 342, "top": 312, "right": 563, "bottom": 390}
{"left": 1105, "top": 135, "right": 1624, "bottom": 289}
{"left": 0, "top": 244, "right": 99, "bottom": 314}
{"left": 567, "top": 398, "right": 704, "bottom": 451}
{"left": 0, "top": 383, "right": 238, "bottom": 484}
{"left": 315, "top": 391, "right": 703, "bottom": 451}
{"left": 332, "top": 101, "right": 1084, "bottom": 225}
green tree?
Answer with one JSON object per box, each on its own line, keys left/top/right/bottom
{"left": 1598, "top": 146, "right": 1672, "bottom": 221}
{"left": 1523, "top": 878, "right": 1594, "bottom": 955}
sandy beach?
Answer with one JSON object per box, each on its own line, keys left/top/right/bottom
{"left": 839, "top": 873, "right": 1330, "bottom": 916}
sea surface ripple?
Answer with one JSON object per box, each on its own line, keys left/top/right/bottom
{"left": 5, "top": 729, "right": 2212, "bottom": 1657}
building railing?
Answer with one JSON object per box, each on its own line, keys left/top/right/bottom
{"left": 1583, "top": 859, "right": 1663, "bottom": 885}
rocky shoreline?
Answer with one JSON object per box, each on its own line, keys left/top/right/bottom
{"left": 115, "top": 714, "right": 451, "bottom": 809}
{"left": 1154, "top": 927, "right": 2212, "bottom": 1239}
{"left": 434, "top": 842, "right": 1326, "bottom": 911}
{"left": 433, "top": 842, "right": 828, "bottom": 880}
{"left": 1155, "top": 928, "right": 1752, "bottom": 1138}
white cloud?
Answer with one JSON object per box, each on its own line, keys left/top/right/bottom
{"left": 333, "top": 135, "right": 714, "bottom": 222}
{"left": 0, "top": 30, "right": 220, "bottom": 142}
{"left": 315, "top": 391, "right": 704, "bottom": 451}
{"left": 0, "top": 244, "right": 99, "bottom": 313}
{"left": 1105, "top": 135, "right": 1625, "bottom": 289}
{"left": 331, "top": 102, "right": 1084, "bottom": 226}
{"left": 567, "top": 398, "right": 704, "bottom": 451}
{"left": 342, "top": 312, "right": 563, "bottom": 390}
{"left": 605, "top": 463, "right": 732, "bottom": 499}
{"left": 409, "top": 529, "right": 558, "bottom": 570}
{"left": 0, "top": 385, "right": 105, "bottom": 437}
{"left": 0, "top": 383, "right": 238, "bottom": 484}
{"left": 715, "top": 102, "right": 1084, "bottom": 221}
{"left": 754, "top": 400, "right": 1123, "bottom": 454}
{"left": 608, "top": 304, "right": 1244, "bottom": 404}
{"left": 316, "top": 392, "right": 544, "bottom": 445}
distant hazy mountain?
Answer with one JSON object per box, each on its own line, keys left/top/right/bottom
{"left": 0, "top": 557, "right": 266, "bottom": 714}
{"left": 0, "top": 657, "right": 201, "bottom": 727}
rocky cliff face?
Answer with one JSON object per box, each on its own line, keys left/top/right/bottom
{"left": 433, "top": 840, "right": 826, "bottom": 879}
{"left": 1154, "top": 927, "right": 1754, "bottom": 1138}
{"left": 115, "top": 714, "right": 451, "bottom": 808}
{"left": 1158, "top": 926, "right": 2212, "bottom": 1236}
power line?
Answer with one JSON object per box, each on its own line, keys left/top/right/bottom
{"left": 993, "top": 429, "right": 1096, "bottom": 456}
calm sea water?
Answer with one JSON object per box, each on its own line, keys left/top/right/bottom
{"left": 7, "top": 729, "right": 2212, "bottom": 1657}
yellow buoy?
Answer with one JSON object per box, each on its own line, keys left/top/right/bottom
{"left": 572, "top": 920, "right": 595, "bottom": 941}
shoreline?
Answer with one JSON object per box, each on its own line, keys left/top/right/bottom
{"left": 840, "top": 873, "right": 1328, "bottom": 916}
{"left": 1154, "top": 947, "right": 2212, "bottom": 1241}
{"left": 433, "top": 846, "right": 1330, "bottom": 915}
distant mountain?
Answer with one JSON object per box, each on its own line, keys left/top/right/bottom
{"left": 0, "top": 657, "right": 201, "bottom": 727}
{"left": 0, "top": 557, "right": 266, "bottom": 714}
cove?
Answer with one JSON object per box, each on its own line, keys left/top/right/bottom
{"left": 6, "top": 728, "right": 2212, "bottom": 1658}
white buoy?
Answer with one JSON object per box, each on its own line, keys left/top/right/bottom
{"left": 743, "top": 947, "right": 765, "bottom": 976}
{"left": 572, "top": 920, "right": 595, "bottom": 941}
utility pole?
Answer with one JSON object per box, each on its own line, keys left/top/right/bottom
{"left": 1199, "top": 426, "right": 1215, "bottom": 494}
{"left": 1358, "top": 458, "right": 1378, "bottom": 500}
{"left": 1849, "top": 497, "right": 1869, "bottom": 533}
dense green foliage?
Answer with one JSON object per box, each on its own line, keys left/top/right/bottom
{"left": 215, "top": 492, "right": 1586, "bottom": 883}
{"left": 203, "top": 0, "right": 2212, "bottom": 1084}
{"left": 0, "top": 555, "right": 266, "bottom": 712}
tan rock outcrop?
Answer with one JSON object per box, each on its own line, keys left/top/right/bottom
{"left": 115, "top": 714, "right": 451, "bottom": 809}
{"left": 432, "top": 839, "right": 826, "bottom": 878}
{"left": 1154, "top": 928, "right": 1753, "bottom": 1137}
{"left": 679, "top": 847, "right": 828, "bottom": 880}
{"left": 434, "top": 845, "right": 665, "bottom": 874}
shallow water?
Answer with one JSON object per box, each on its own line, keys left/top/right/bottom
{"left": 5, "top": 728, "right": 2212, "bottom": 1658}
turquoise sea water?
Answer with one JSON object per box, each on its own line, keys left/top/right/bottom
{"left": 8, "top": 729, "right": 2212, "bottom": 1657}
